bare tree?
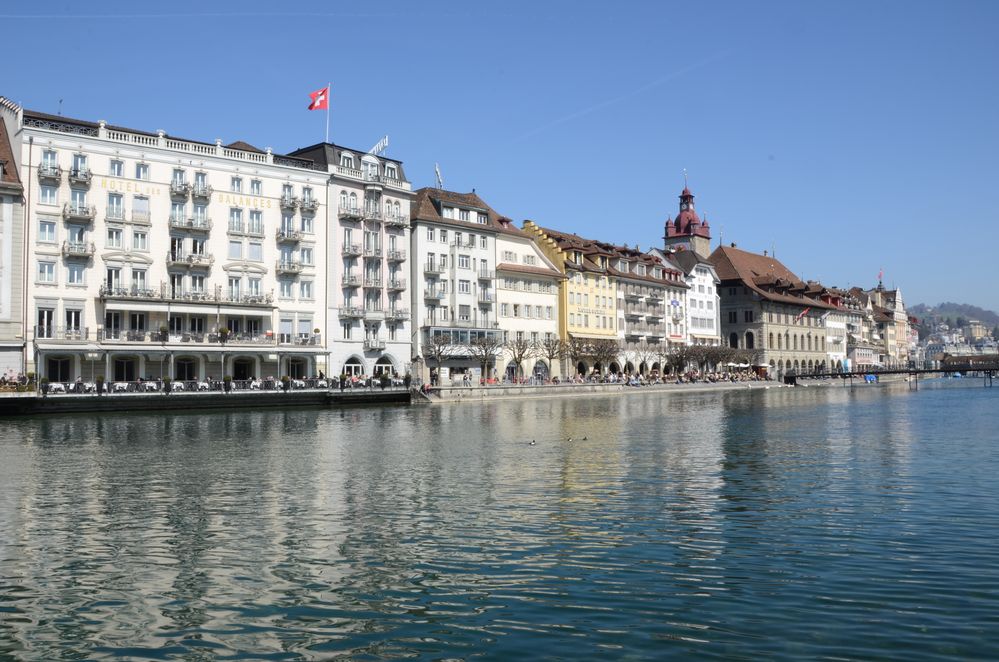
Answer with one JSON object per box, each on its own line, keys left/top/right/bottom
{"left": 630, "top": 342, "right": 656, "bottom": 375}
{"left": 423, "top": 332, "right": 458, "bottom": 384}
{"left": 666, "top": 343, "right": 692, "bottom": 375}
{"left": 503, "top": 337, "right": 537, "bottom": 382}
{"left": 565, "top": 336, "right": 590, "bottom": 377}
{"left": 653, "top": 343, "right": 672, "bottom": 378}
{"left": 537, "top": 336, "right": 567, "bottom": 380}
{"left": 468, "top": 334, "right": 504, "bottom": 382}
{"left": 590, "top": 338, "right": 621, "bottom": 376}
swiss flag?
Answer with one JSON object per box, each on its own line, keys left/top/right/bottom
{"left": 308, "top": 86, "right": 329, "bottom": 111}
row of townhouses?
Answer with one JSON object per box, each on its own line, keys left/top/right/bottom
{"left": 0, "top": 97, "right": 910, "bottom": 385}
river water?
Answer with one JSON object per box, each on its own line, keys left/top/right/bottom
{"left": 1, "top": 380, "right": 997, "bottom": 660}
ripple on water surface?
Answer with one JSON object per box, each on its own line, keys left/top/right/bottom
{"left": 1, "top": 381, "right": 998, "bottom": 660}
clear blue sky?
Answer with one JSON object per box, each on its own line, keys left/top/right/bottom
{"left": 4, "top": 0, "right": 998, "bottom": 311}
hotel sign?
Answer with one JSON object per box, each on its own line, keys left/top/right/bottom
{"left": 99, "top": 178, "right": 162, "bottom": 196}
{"left": 216, "top": 193, "right": 272, "bottom": 209}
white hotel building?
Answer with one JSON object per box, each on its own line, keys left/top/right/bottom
{"left": 288, "top": 143, "right": 412, "bottom": 378}
{"left": 1, "top": 98, "right": 330, "bottom": 383}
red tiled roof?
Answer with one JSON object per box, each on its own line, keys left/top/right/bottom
{"left": 496, "top": 262, "right": 565, "bottom": 279}
{"left": 708, "top": 245, "right": 836, "bottom": 310}
{"left": 411, "top": 187, "right": 512, "bottom": 234}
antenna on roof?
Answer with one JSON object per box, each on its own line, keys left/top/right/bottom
{"left": 683, "top": 168, "right": 688, "bottom": 189}
{"left": 434, "top": 163, "right": 444, "bottom": 189}
{"left": 57, "top": 98, "right": 63, "bottom": 116}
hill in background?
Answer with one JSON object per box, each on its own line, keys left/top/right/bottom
{"left": 910, "top": 302, "right": 999, "bottom": 327}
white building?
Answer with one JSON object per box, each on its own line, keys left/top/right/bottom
{"left": 288, "top": 143, "right": 413, "bottom": 378}
{"left": 652, "top": 248, "right": 721, "bottom": 348}
{"left": 410, "top": 188, "right": 502, "bottom": 385}
{"left": 494, "top": 220, "right": 562, "bottom": 380}
{"left": 1, "top": 98, "right": 329, "bottom": 383}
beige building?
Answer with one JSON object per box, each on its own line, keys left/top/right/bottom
{"left": 0, "top": 108, "right": 25, "bottom": 376}
{"left": 1, "top": 98, "right": 330, "bottom": 383}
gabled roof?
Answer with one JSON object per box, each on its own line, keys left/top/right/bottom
{"left": 225, "top": 140, "right": 264, "bottom": 153}
{"left": 411, "top": 187, "right": 512, "bottom": 234}
{"left": 708, "top": 245, "right": 836, "bottom": 309}
{"left": 496, "top": 262, "right": 565, "bottom": 279}
{"left": 0, "top": 120, "right": 21, "bottom": 187}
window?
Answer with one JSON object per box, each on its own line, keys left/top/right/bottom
{"left": 279, "top": 280, "right": 294, "bottom": 298}
{"left": 728, "top": 311, "right": 738, "bottom": 324}
{"left": 501, "top": 303, "right": 509, "bottom": 317}
{"left": 478, "top": 213, "right": 488, "bottom": 225}
{"left": 228, "top": 240, "right": 242, "bottom": 259}
{"left": 503, "top": 251, "right": 516, "bottom": 262}
{"left": 248, "top": 277, "right": 262, "bottom": 296}
{"left": 340, "top": 153, "right": 355, "bottom": 168}
{"left": 132, "top": 268, "right": 147, "bottom": 291}
{"left": 439, "top": 254, "right": 448, "bottom": 268}
{"left": 132, "top": 230, "right": 147, "bottom": 251}
{"left": 744, "top": 310, "right": 754, "bottom": 323}
{"left": 301, "top": 247, "right": 313, "bottom": 265}
{"left": 40, "top": 185, "right": 57, "bottom": 205}
{"left": 546, "top": 306, "right": 553, "bottom": 320}
{"left": 106, "top": 267, "right": 122, "bottom": 290}
{"left": 229, "top": 208, "right": 243, "bottom": 232}
{"left": 442, "top": 206, "right": 454, "bottom": 219}
{"left": 190, "top": 274, "right": 205, "bottom": 293}
{"left": 300, "top": 215, "right": 313, "bottom": 233}
{"left": 458, "top": 255, "right": 470, "bottom": 269}
{"left": 106, "top": 193, "right": 124, "bottom": 220}
{"left": 459, "top": 280, "right": 471, "bottom": 294}
{"left": 172, "top": 169, "right": 186, "bottom": 185}
{"left": 302, "top": 186, "right": 314, "bottom": 203}
{"left": 427, "top": 227, "right": 435, "bottom": 241}
{"left": 459, "top": 209, "right": 470, "bottom": 221}
{"left": 135, "top": 163, "right": 149, "bottom": 180}
{"left": 535, "top": 305, "right": 542, "bottom": 318}
{"left": 230, "top": 177, "right": 242, "bottom": 192}
{"left": 248, "top": 242, "right": 262, "bottom": 261}
{"left": 250, "top": 179, "right": 262, "bottom": 195}
{"left": 523, "top": 255, "right": 536, "bottom": 266}
{"left": 458, "top": 305, "right": 471, "bottom": 321}
{"left": 300, "top": 281, "right": 313, "bottom": 299}
{"left": 107, "top": 228, "right": 122, "bottom": 248}
{"left": 37, "top": 261, "right": 55, "bottom": 283}
{"left": 170, "top": 202, "right": 186, "bottom": 223}
{"left": 513, "top": 304, "right": 520, "bottom": 318}
{"left": 110, "top": 159, "right": 123, "bottom": 177}
{"left": 67, "top": 263, "right": 85, "bottom": 285}
{"left": 248, "top": 210, "right": 263, "bottom": 235}
{"left": 385, "top": 164, "right": 398, "bottom": 179}
{"left": 38, "top": 219, "right": 56, "bottom": 242}
{"left": 342, "top": 322, "right": 352, "bottom": 339}
{"left": 228, "top": 277, "right": 242, "bottom": 299}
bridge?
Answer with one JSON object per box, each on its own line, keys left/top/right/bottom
{"left": 785, "top": 358, "right": 998, "bottom": 390}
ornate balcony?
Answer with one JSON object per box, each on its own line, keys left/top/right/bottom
{"left": 166, "top": 252, "right": 215, "bottom": 268}
{"left": 386, "top": 249, "right": 407, "bottom": 262}
{"left": 386, "top": 278, "right": 406, "bottom": 291}
{"left": 275, "top": 260, "right": 303, "bottom": 274}
{"left": 341, "top": 274, "right": 360, "bottom": 287}
{"left": 341, "top": 243, "right": 362, "bottom": 256}
{"left": 170, "top": 217, "right": 212, "bottom": 232}
{"left": 364, "top": 309, "right": 385, "bottom": 321}
{"left": 62, "top": 203, "right": 96, "bottom": 221}
{"left": 280, "top": 194, "right": 300, "bottom": 210}
{"left": 170, "top": 181, "right": 191, "bottom": 197}
{"left": 363, "top": 339, "right": 387, "bottom": 351}
{"left": 131, "top": 210, "right": 151, "bottom": 225}
{"left": 105, "top": 208, "right": 126, "bottom": 224}
{"left": 363, "top": 246, "right": 382, "bottom": 259}
{"left": 339, "top": 306, "right": 364, "bottom": 319}
{"left": 68, "top": 168, "right": 92, "bottom": 186}
{"left": 384, "top": 215, "right": 410, "bottom": 229}
{"left": 61, "top": 241, "right": 95, "bottom": 258}
{"left": 362, "top": 207, "right": 382, "bottom": 221}
{"left": 38, "top": 164, "right": 62, "bottom": 181}
{"left": 34, "top": 325, "right": 89, "bottom": 341}
{"left": 363, "top": 278, "right": 382, "bottom": 289}
{"left": 424, "top": 289, "right": 446, "bottom": 300}
{"left": 338, "top": 206, "right": 363, "bottom": 221}
{"left": 300, "top": 198, "right": 319, "bottom": 213}
{"left": 276, "top": 229, "right": 303, "bottom": 243}
{"left": 387, "top": 309, "right": 409, "bottom": 322}
{"left": 191, "top": 183, "right": 213, "bottom": 199}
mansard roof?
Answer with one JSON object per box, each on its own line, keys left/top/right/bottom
{"left": 0, "top": 120, "right": 20, "bottom": 186}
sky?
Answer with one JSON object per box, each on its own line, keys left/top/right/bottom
{"left": 3, "top": 0, "right": 998, "bottom": 311}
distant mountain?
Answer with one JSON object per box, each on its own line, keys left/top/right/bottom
{"left": 910, "top": 302, "right": 999, "bottom": 327}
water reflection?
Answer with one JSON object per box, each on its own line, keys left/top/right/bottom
{"left": 1, "top": 383, "right": 998, "bottom": 659}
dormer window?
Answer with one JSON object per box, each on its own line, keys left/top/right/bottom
{"left": 340, "top": 153, "right": 355, "bottom": 169}
{"left": 443, "top": 207, "right": 455, "bottom": 219}
{"left": 637, "top": 264, "right": 646, "bottom": 276}
{"left": 385, "top": 164, "right": 398, "bottom": 179}
{"left": 574, "top": 251, "right": 582, "bottom": 264}
{"left": 477, "top": 213, "right": 488, "bottom": 224}
{"left": 459, "top": 209, "right": 470, "bottom": 221}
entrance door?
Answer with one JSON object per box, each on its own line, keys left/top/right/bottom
{"left": 114, "top": 358, "right": 136, "bottom": 382}
{"left": 47, "top": 357, "right": 71, "bottom": 382}
{"left": 175, "top": 358, "right": 196, "bottom": 381}
{"left": 286, "top": 358, "right": 306, "bottom": 379}
{"left": 233, "top": 358, "right": 254, "bottom": 381}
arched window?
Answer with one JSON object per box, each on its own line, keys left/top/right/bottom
{"left": 769, "top": 333, "right": 775, "bottom": 349}
{"left": 394, "top": 201, "right": 401, "bottom": 217}
{"left": 349, "top": 192, "right": 357, "bottom": 209}
{"left": 339, "top": 190, "right": 347, "bottom": 210}
{"left": 729, "top": 332, "right": 739, "bottom": 348}
{"left": 807, "top": 336, "right": 812, "bottom": 351}
{"left": 745, "top": 331, "right": 755, "bottom": 349}
{"left": 793, "top": 335, "right": 798, "bottom": 350}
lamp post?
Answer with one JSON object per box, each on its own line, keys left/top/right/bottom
{"left": 85, "top": 352, "right": 101, "bottom": 384}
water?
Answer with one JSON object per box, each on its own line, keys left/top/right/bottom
{"left": 1, "top": 380, "right": 997, "bottom": 660}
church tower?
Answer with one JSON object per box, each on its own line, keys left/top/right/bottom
{"left": 663, "top": 186, "right": 711, "bottom": 259}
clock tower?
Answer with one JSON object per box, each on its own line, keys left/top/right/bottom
{"left": 664, "top": 186, "right": 712, "bottom": 259}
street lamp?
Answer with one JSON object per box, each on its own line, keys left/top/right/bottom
{"left": 85, "top": 352, "right": 102, "bottom": 383}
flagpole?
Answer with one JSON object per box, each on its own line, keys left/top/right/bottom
{"left": 325, "top": 81, "right": 331, "bottom": 143}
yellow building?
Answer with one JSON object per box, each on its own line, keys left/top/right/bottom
{"left": 523, "top": 222, "right": 618, "bottom": 342}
